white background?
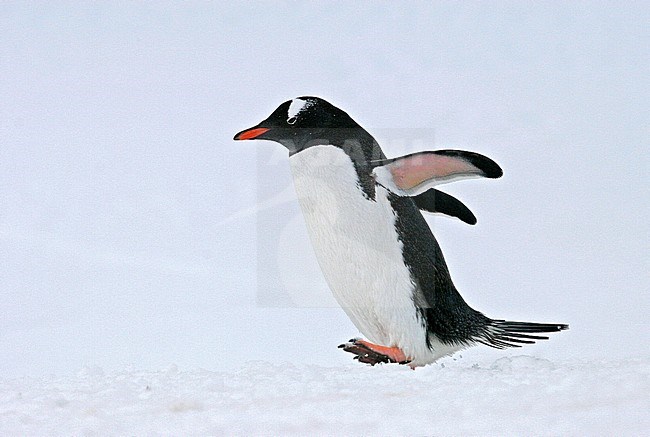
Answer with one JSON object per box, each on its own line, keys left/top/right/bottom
{"left": 1, "top": 2, "right": 648, "bottom": 380}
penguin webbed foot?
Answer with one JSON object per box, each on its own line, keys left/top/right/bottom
{"left": 338, "top": 338, "right": 411, "bottom": 366}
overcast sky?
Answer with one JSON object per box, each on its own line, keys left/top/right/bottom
{"left": 1, "top": 2, "right": 648, "bottom": 377}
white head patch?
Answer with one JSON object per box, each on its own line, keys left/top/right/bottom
{"left": 287, "top": 98, "right": 313, "bottom": 121}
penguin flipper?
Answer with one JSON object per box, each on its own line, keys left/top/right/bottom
{"left": 413, "top": 189, "right": 477, "bottom": 225}
{"left": 372, "top": 150, "right": 502, "bottom": 196}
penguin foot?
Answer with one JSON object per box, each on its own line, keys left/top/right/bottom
{"left": 338, "top": 338, "right": 410, "bottom": 366}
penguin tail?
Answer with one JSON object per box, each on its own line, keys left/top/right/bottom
{"left": 476, "top": 319, "right": 569, "bottom": 349}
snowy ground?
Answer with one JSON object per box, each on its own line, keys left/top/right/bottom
{"left": 2, "top": 356, "right": 648, "bottom": 436}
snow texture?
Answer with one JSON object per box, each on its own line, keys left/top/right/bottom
{"left": 1, "top": 357, "right": 648, "bottom": 435}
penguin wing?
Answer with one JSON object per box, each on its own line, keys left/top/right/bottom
{"left": 372, "top": 150, "right": 502, "bottom": 196}
{"left": 414, "top": 189, "right": 477, "bottom": 225}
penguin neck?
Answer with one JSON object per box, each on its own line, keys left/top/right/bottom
{"left": 287, "top": 128, "right": 385, "bottom": 168}
{"left": 289, "top": 135, "right": 381, "bottom": 201}
{"left": 331, "top": 133, "right": 385, "bottom": 201}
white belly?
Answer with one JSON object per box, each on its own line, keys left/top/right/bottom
{"left": 289, "top": 146, "right": 433, "bottom": 362}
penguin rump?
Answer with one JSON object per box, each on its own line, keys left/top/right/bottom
{"left": 235, "top": 96, "right": 567, "bottom": 368}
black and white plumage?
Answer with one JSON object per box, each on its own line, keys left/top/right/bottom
{"left": 234, "top": 96, "right": 567, "bottom": 367}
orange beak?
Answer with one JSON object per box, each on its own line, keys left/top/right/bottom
{"left": 233, "top": 127, "right": 270, "bottom": 141}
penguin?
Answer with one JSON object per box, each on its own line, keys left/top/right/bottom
{"left": 234, "top": 96, "right": 568, "bottom": 367}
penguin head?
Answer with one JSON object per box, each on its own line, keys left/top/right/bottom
{"left": 234, "top": 96, "right": 361, "bottom": 154}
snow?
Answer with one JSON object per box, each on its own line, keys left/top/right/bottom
{"left": 2, "top": 357, "right": 648, "bottom": 435}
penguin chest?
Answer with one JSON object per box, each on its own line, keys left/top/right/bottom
{"left": 288, "top": 146, "right": 428, "bottom": 353}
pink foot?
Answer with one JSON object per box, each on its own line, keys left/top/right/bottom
{"left": 339, "top": 338, "right": 411, "bottom": 366}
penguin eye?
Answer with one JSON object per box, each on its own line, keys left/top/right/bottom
{"left": 287, "top": 116, "right": 297, "bottom": 125}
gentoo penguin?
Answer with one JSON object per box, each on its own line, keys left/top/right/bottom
{"left": 234, "top": 96, "right": 568, "bottom": 367}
